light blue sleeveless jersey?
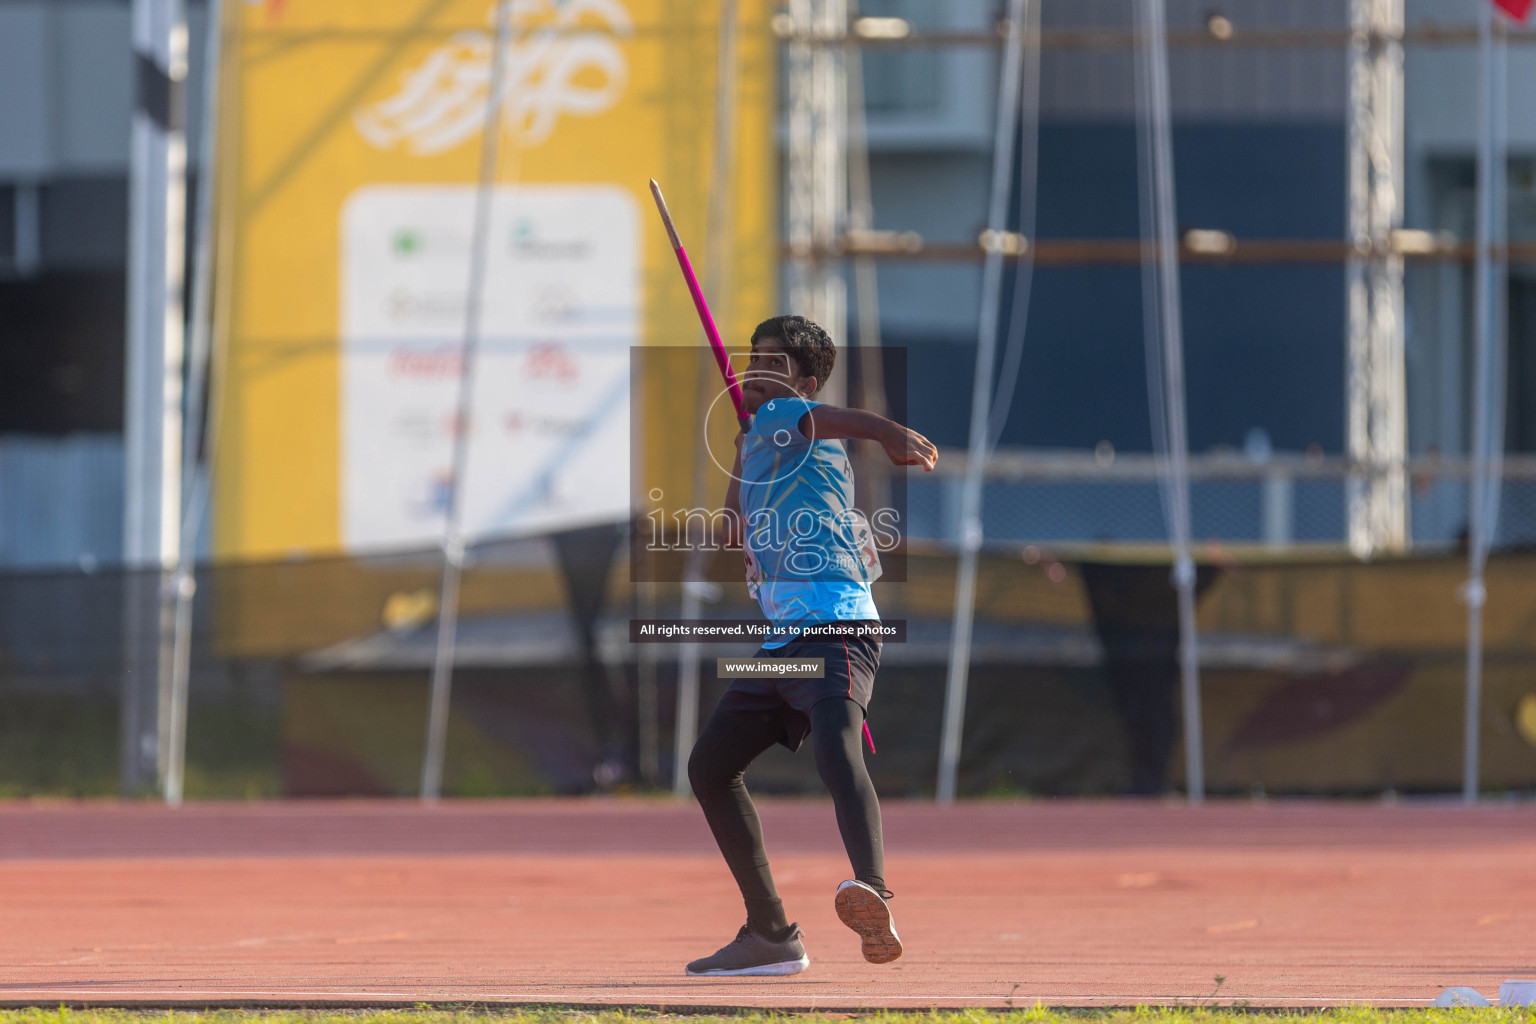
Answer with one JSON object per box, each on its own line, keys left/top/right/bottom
{"left": 739, "top": 395, "right": 879, "bottom": 649}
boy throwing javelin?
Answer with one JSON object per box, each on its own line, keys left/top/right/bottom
{"left": 684, "top": 315, "right": 938, "bottom": 977}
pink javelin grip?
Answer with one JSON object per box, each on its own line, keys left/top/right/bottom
{"left": 648, "top": 182, "right": 875, "bottom": 755}
{"left": 649, "top": 179, "right": 751, "bottom": 432}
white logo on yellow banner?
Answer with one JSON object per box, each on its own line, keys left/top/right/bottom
{"left": 354, "top": 0, "right": 633, "bottom": 154}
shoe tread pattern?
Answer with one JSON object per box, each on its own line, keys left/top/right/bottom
{"left": 835, "top": 883, "right": 903, "bottom": 964}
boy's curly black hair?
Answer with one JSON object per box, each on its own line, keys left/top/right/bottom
{"left": 750, "top": 315, "right": 835, "bottom": 394}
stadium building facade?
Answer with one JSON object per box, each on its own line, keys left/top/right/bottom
{"left": 0, "top": 0, "right": 1532, "bottom": 565}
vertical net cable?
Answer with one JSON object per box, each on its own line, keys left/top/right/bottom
{"left": 1133, "top": 4, "right": 1174, "bottom": 539}
{"left": 1478, "top": 21, "right": 1509, "bottom": 562}
{"left": 936, "top": 0, "right": 1028, "bottom": 804}
{"left": 985, "top": 0, "right": 1042, "bottom": 452}
{"left": 1464, "top": 2, "right": 1508, "bottom": 803}
{"left": 422, "top": 0, "right": 522, "bottom": 801}
{"left": 1132, "top": 0, "right": 1203, "bottom": 801}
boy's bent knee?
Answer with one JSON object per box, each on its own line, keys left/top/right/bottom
{"left": 810, "top": 702, "right": 866, "bottom": 775}
{"left": 686, "top": 745, "right": 716, "bottom": 794}
{"left": 687, "top": 741, "right": 743, "bottom": 797}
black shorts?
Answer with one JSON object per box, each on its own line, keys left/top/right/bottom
{"left": 715, "top": 623, "right": 881, "bottom": 752}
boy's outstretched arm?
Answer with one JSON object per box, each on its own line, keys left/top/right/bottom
{"left": 801, "top": 405, "right": 938, "bottom": 471}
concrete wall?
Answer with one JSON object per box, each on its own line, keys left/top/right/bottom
{"left": 0, "top": 0, "right": 210, "bottom": 180}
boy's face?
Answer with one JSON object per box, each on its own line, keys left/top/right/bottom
{"left": 740, "top": 338, "right": 814, "bottom": 415}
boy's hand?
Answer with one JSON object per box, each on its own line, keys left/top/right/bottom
{"left": 881, "top": 423, "right": 938, "bottom": 471}
{"left": 800, "top": 404, "right": 937, "bottom": 470}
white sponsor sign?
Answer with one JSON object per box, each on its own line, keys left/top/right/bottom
{"left": 340, "top": 184, "right": 635, "bottom": 551}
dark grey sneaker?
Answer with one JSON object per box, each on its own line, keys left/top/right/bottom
{"left": 835, "top": 879, "right": 902, "bottom": 964}
{"left": 685, "top": 923, "right": 809, "bottom": 976}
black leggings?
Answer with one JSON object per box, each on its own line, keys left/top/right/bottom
{"left": 687, "top": 697, "right": 886, "bottom": 937}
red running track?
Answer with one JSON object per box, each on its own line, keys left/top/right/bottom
{"left": 0, "top": 798, "right": 1532, "bottom": 1009}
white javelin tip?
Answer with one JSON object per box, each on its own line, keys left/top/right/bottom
{"left": 649, "top": 179, "right": 682, "bottom": 249}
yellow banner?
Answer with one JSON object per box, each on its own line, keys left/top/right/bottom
{"left": 214, "top": 0, "right": 775, "bottom": 560}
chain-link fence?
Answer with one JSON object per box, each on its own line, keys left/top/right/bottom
{"left": 909, "top": 449, "right": 1536, "bottom": 550}
{"left": 4, "top": 515, "right": 1536, "bottom": 800}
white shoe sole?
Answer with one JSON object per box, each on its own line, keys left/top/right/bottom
{"left": 835, "top": 879, "right": 902, "bottom": 964}
{"left": 686, "top": 955, "right": 810, "bottom": 977}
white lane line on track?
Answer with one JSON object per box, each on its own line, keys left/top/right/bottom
{"left": 0, "top": 991, "right": 1438, "bottom": 1005}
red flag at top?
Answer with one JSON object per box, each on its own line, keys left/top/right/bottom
{"left": 1493, "top": 0, "right": 1533, "bottom": 23}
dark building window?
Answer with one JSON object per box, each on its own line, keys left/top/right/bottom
{"left": 0, "top": 269, "right": 126, "bottom": 434}
{"left": 0, "top": 174, "right": 128, "bottom": 434}
{"left": 41, "top": 175, "right": 128, "bottom": 272}
{"left": 0, "top": 184, "right": 16, "bottom": 276}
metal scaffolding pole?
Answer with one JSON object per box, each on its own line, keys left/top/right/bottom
{"left": 786, "top": 0, "right": 847, "bottom": 363}
{"left": 1345, "top": 0, "right": 1407, "bottom": 559}
{"left": 785, "top": 0, "right": 813, "bottom": 316}
{"left": 163, "top": 0, "right": 226, "bottom": 807}
{"left": 672, "top": 0, "right": 741, "bottom": 797}
{"left": 936, "top": 0, "right": 1027, "bottom": 805}
{"left": 420, "top": 1, "right": 514, "bottom": 802}
{"left": 772, "top": 22, "right": 1536, "bottom": 50}
{"left": 125, "top": 0, "right": 189, "bottom": 572}
{"left": 1464, "top": 1, "right": 1509, "bottom": 805}
{"left": 124, "top": 0, "right": 190, "bottom": 801}
{"left": 1134, "top": 0, "right": 1202, "bottom": 802}
{"left": 845, "top": 0, "right": 885, "bottom": 382}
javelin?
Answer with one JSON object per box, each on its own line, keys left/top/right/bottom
{"left": 649, "top": 179, "right": 751, "bottom": 432}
